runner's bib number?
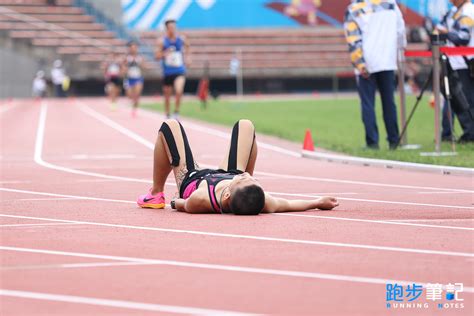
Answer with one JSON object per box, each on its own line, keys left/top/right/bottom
{"left": 108, "top": 64, "right": 120, "bottom": 76}
{"left": 165, "top": 51, "right": 184, "bottom": 67}
{"left": 128, "top": 66, "right": 142, "bottom": 78}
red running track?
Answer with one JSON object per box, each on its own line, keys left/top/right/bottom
{"left": 0, "top": 98, "right": 473, "bottom": 315}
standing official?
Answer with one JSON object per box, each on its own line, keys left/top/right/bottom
{"left": 344, "top": 0, "right": 406, "bottom": 149}
{"left": 51, "top": 59, "right": 67, "bottom": 98}
{"left": 437, "top": 0, "right": 474, "bottom": 143}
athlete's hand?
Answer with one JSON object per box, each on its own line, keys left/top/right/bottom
{"left": 185, "top": 56, "right": 192, "bottom": 67}
{"left": 316, "top": 196, "right": 339, "bottom": 210}
{"left": 360, "top": 67, "right": 370, "bottom": 79}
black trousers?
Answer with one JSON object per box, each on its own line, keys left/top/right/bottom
{"left": 445, "top": 69, "right": 474, "bottom": 141}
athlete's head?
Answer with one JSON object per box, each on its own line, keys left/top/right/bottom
{"left": 165, "top": 19, "right": 177, "bottom": 35}
{"left": 223, "top": 173, "right": 265, "bottom": 215}
{"left": 53, "top": 59, "right": 62, "bottom": 68}
{"left": 127, "top": 41, "right": 138, "bottom": 54}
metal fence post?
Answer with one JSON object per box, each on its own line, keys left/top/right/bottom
{"left": 431, "top": 36, "right": 442, "bottom": 153}
{"left": 398, "top": 49, "right": 407, "bottom": 146}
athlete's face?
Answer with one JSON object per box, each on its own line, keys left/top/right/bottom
{"left": 129, "top": 44, "right": 138, "bottom": 55}
{"left": 166, "top": 22, "right": 177, "bottom": 35}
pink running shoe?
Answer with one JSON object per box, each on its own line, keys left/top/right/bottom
{"left": 137, "top": 190, "right": 165, "bottom": 209}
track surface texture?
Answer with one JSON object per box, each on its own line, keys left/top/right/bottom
{"left": 1, "top": 98, "right": 473, "bottom": 315}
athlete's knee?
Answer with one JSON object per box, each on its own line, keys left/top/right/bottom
{"left": 160, "top": 119, "right": 179, "bottom": 129}
{"left": 159, "top": 120, "right": 181, "bottom": 167}
{"left": 237, "top": 119, "right": 255, "bottom": 130}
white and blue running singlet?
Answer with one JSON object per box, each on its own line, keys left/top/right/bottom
{"left": 162, "top": 36, "right": 186, "bottom": 76}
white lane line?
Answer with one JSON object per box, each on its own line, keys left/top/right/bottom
{"left": 1, "top": 246, "right": 473, "bottom": 293}
{"left": 80, "top": 103, "right": 474, "bottom": 194}
{"left": 268, "top": 192, "right": 474, "bottom": 210}
{"left": 0, "top": 223, "right": 81, "bottom": 228}
{"left": 183, "top": 119, "right": 301, "bottom": 158}
{"left": 417, "top": 191, "right": 474, "bottom": 195}
{"left": 386, "top": 219, "right": 474, "bottom": 223}
{"left": 71, "top": 154, "right": 137, "bottom": 160}
{"left": 1, "top": 261, "right": 154, "bottom": 271}
{"left": 0, "top": 101, "right": 18, "bottom": 114}
{"left": 0, "top": 187, "right": 136, "bottom": 205}
{"left": 0, "top": 214, "right": 472, "bottom": 257}
{"left": 273, "top": 213, "right": 474, "bottom": 231}
{"left": 256, "top": 170, "right": 474, "bottom": 194}
{"left": 77, "top": 103, "right": 154, "bottom": 150}
{"left": 13, "top": 197, "right": 80, "bottom": 202}
{"left": 304, "top": 192, "right": 359, "bottom": 196}
{"left": 0, "top": 289, "right": 254, "bottom": 316}
{"left": 73, "top": 179, "right": 136, "bottom": 183}
{"left": 33, "top": 102, "right": 153, "bottom": 184}
{"left": 0, "top": 181, "right": 32, "bottom": 184}
{"left": 0, "top": 187, "right": 471, "bottom": 231}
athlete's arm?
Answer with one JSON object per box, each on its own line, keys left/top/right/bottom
{"left": 174, "top": 189, "right": 214, "bottom": 214}
{"left": 121, "top": 57, "right": 128, "bottom": 77}
{"left": 155, "top": 38, "right": 165, "bottom": 60}
{"left": 182, "top": 35, "right": 191, "bottom": 67}
{"left": 262, "top": 193, "right": 339, "bottom": 213}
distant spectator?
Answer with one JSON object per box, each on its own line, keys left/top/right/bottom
{"left": 51, "top": 59, "right": 67, "bottom": 98}
{"left": 47, "top": 0, "right": 56, "bottom": 6}
{"left": 344, "top": 0, "right": 406, "bottom": 150}
{"left": 32, "top": 70, "right": 47, "bottom": 99}
{"left": 285, "top": 0, "right": 322, "bottom": 26}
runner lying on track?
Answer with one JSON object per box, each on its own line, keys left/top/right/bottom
{"left": 137, "top": 119, "right": 339, "bottom": 215}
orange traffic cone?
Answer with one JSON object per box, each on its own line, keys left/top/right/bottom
{"left": 429, "top": 95, "right": 435, "bottom": 109}
{"left": 303, "top": 129, "right": 315, "bottom": 151}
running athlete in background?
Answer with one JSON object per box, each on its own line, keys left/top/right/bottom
{"left": 155, "top": 20, "right": 190, "bottom": 120}
{"left": 123, "top": 41, "right": 144, "bottom": 118}
{"left": 102, "top": 52, "right": 123, "bottom": 110}
{"left": 137, "top": 119, "right": 339, "bottom": 215}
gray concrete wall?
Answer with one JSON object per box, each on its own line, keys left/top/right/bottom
{"left": 87, "top": 0, "right": 123, "bottom": 25}
{"left": 0, "top": 45, "right": 44, "bottom": 98}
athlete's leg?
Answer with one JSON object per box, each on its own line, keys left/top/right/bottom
{"left": 152, "top": 119, "right": 198, "bottom": 194}
{"left": 132, "top": 82, "right": 143, "bottom": 108}
{"left": 163, "top": 85, "right": 173, "bottom": 117}
{"left": 125, "top": 80, "right": 132, "bottom": 99}
{"left": 218, "top": 119, "right": 257, "bottom": 175}
{"left": 174, "top": 75, "right": 186, "bottom": 113}
{"left": 111, "top": 84, "right": 119, "bottom": 103}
